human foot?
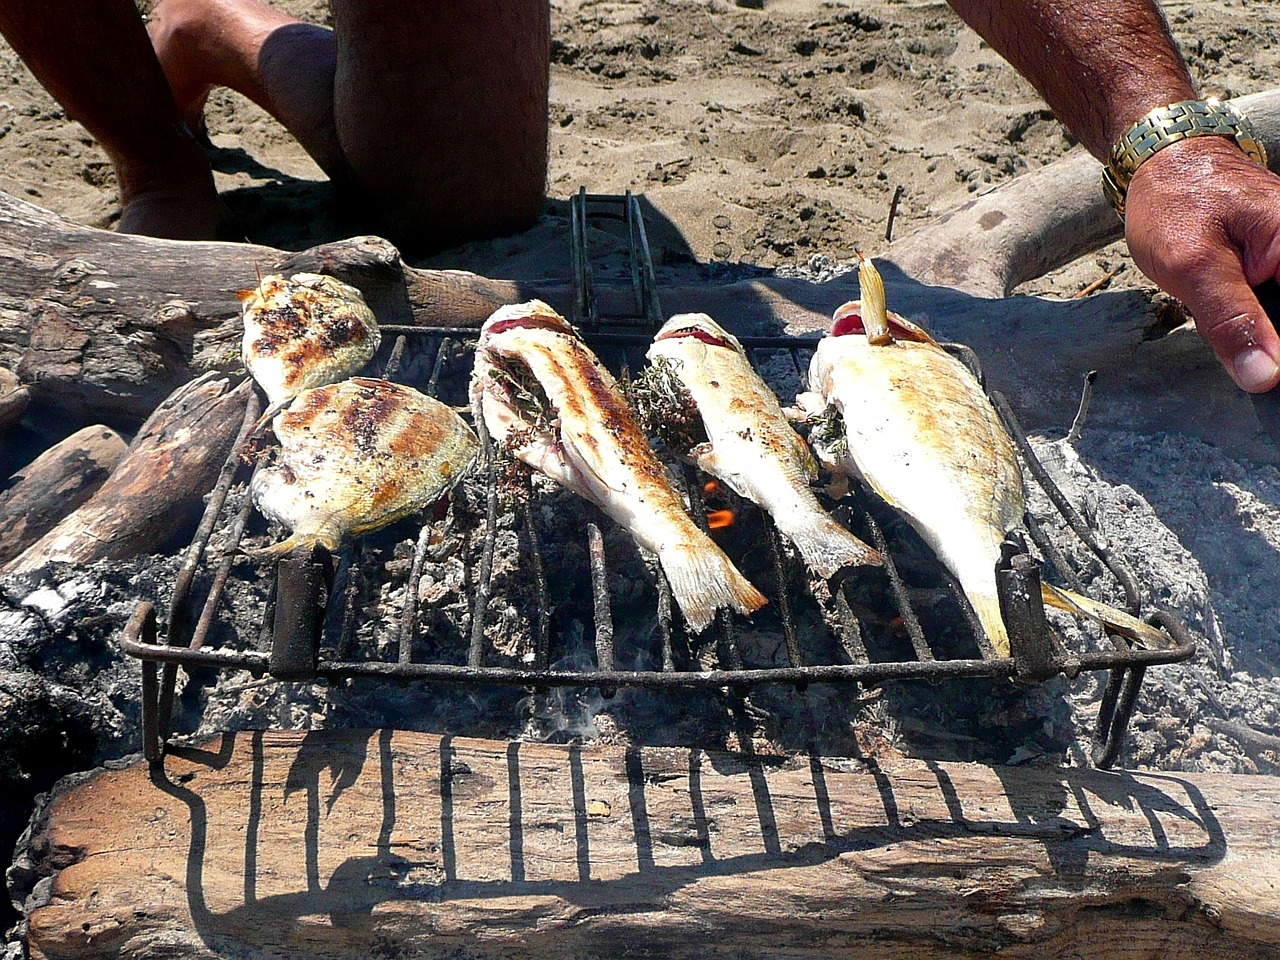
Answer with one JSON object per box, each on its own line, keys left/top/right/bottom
{"left": 114, "top": 143, "right": 221, "bottom": 240}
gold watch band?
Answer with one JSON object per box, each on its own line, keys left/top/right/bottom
{"left": 1101, "top": 98, "right": 1268, "bottom": 217}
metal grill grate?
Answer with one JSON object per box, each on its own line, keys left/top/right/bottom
{"left": 122, "top": 190, "right": 1194, "bottom": 770}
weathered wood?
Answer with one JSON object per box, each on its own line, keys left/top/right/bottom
{"left": 0, "top": 196, "right": 535, "bottom": 427}
{"left": 0, "top": 365, "right": 29, "bottom": 433}
{"left": 17, "top": 730, "right": 1280, "bottom": 960}
{"left": 884, "top": 89, "right": 1280, "bottom": 297}
{"left": 4, "top": 373, "right": 250, "bottom": 573}
{"left": 0, "top": 424, "right": 127, "bottom": 565}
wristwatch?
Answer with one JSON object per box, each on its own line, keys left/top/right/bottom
{"left": 1101, "top": 97, "right": 1268, "bottom": 217}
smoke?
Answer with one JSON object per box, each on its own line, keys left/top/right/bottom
{"left": 515, "top": 620, "right": 607, "bottom": 742}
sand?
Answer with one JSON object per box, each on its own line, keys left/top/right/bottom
{"left": 1, "top": 0, "right": 1278, "bottom": 774}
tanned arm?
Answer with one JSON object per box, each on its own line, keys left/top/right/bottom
{"left": 946, "top": 1, "right": 1194, "bottom": 157}
{"left": 946, "top": 0, "right": 1280, "bottom": 394}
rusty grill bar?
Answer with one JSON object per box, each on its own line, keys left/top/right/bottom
{"left": 122, "top": 191, "right": 1195, "bottom": 770}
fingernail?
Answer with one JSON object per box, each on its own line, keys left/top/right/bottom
{"left": 1233, "top": 348, "right": 1280, "bottom": 391}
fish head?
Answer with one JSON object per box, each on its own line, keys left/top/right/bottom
{"left": 480, "top": 300, "right": 577, "bottom": 341}
{"left": 241, "top": 271, "right": 380, "bottom": 402}
{"left": 830, "top": 301, "right": 937, "bottom": 345}
{"left": 653, "top": 313, "right": 745, "bottom": 355}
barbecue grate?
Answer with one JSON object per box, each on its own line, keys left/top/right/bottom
{"left": 122, "top": 191, "right": 1194, "bottom": 770}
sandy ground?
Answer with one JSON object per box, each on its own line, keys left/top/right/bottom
{"left": 2, "top": 0, "right": 1279, "bottom": 774}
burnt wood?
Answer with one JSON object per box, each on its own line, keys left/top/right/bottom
{"left": 17, "top": 729, "right": 1280, "bottom": 960}
{"left": 0, "top": 424, "right": 127, "bottom": 565}
{"left": 4, "top": 373, "right": 251, "bottom": 573}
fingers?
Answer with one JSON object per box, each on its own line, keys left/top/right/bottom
{"left": 1124, "top": 140, "right": 1280, "bottom": 393}
{"left": 1185, "top": 270, "right": 1280, "bottom": 393}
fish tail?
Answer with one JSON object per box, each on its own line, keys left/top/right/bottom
{"left": 775, "top": 510, "right": 882, "bottom": 578}
{"left": 1041, "top": 582, "right": 1172, "bottom": 649}
{"left": 967, "top": 589, "right": 1010, "bottom": 658}
{"left": 660, "top": 542, "right": 767, "bottom": 634}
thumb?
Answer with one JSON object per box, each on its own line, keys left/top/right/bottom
{"left": 1183, "top": 261, "right": 1280, "bottom": 394}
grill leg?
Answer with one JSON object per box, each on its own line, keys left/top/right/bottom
{"left": 270, "top": 543, "right": 330, "bottom": 681}
{"left": 1091, "top": 666, "right": 1146, "bottom": 769}
{"left": 141, "top": 659, "right": 163, "bottom": 767}
{"left": 997, "top": 546, "right": 1056, "bottom": 681}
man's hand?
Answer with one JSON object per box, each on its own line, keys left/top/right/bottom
{"left": 1124, "top": 136, "right": 1280, "bottom": 393}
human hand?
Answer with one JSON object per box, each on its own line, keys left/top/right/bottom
{"left": 1123, "top": 135, "right": 1280, "bottom": 394}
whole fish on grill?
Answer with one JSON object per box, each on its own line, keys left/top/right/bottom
{"left": 796, "top": 256, "right": 1023, "bottom": 655}
{"left": 251, "top": 377, "right": 478, "bottom": 558}
{"left": 643, "top": 312, "right": 880, "bottom": 578}
{"left": 470, "top": 299, "right": 766, "bottom": 632}
{"left": 240, "top": 272, "right": 381, "bottom": 412}
{"left": 797, "top": 257, "right": 1173, "bottom": 656}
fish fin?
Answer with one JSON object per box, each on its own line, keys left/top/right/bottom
{"left": 660, "top": 544, "right": 767, "bottom": 633}
{"left": 775, "top": 511, "right": 882, "bottom": 578}
{"left": 790, "top": 391, "right": 825, "bottom": 421}
{"left": 249, "top": 397, "right": 291, "bottom": 437}
{"left": 1041, "top": 583, "right": 1173, "bottom": 650}
{"left": 689, "top": 443, "right": 718, "bottom": 474}
{"left": 246, "top": 531, "right": 325, "bottom": 562}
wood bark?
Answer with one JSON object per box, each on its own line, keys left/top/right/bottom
{"left": 883, "top": 89, "right": 1280, "bottom": 297}
{"left": 17, "top": 729, "right": 1280, "bottom": 960}
{"left": 4, "top": 373, "right": 250, "bottom": 573}
{"left": 0, "top": 424, "right": 127, "bottom": 565}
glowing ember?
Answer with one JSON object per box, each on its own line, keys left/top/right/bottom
{"left": 707, "top": 509, "right": 734, "bottom": 530}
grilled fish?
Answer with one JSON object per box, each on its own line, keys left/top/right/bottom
{"left": 251, "top": 377, "right": 478, "bottom": 558}
{"left": 470, "top": 300, "right": 766, "bottom": 632}
{"left": 645, "top": 313, "right": 880, "bottom": 578}
{"left": 240, "top": 272, "right": 381, "bottom": 409}
{"left": 796, "top": 257, "right": 1023, "bottom": 655}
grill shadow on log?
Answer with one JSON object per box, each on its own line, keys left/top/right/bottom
{"left": 22, "top": 729, "right": 1273, "bottom": 960}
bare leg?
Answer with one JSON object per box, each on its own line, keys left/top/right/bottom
{"left": 0, "top": 0, "right": 220, "bottom": 240}
{"left": 329, "top": 0, "right": 551, "bottom": 249}
{"left": 149, "top": 0, "right": 550, "bottom": 250}
{"left": 146, "top": 0, "right": 351, "bottom": 185}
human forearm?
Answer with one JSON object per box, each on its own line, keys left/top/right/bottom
{"left": 945, "top": 0, "right": 1195, "bottom": 159}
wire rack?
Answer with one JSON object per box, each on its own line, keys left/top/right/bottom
{"left": 122, "top": 189, "right": 1195, "bottom": 770}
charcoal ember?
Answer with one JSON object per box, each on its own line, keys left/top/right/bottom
{"left": 0, "top": 559, "right": 166, "bottom": 931}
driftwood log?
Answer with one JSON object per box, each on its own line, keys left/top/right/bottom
{"left": 0, "top": 424, "right": 126, "bottom": 566}
{"left": 16, "top": 730, "right": 1280, "bottom": 960}
{"left": 4, "top": 374, "right": 251, "bottom": 573}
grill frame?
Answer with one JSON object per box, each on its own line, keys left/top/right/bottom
{"left": 121, "top": 190, "right": 1196, "bottom": 770}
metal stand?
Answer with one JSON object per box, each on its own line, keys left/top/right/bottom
{"left": 121, "top": 190, "right": 1196, "bottom": 771}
